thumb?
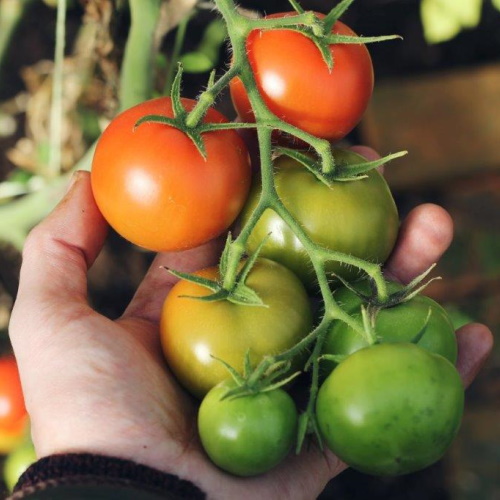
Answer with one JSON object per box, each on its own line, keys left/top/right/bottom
{"left": 10, "top": 171, "right": 108, "bottom": 341}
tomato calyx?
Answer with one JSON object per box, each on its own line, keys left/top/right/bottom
{"left": 212, "top": 351, "right": 301, "bottom": 401}
{"left": 276, "top": 147, "right": 408, "bottom": 183}
{"left": 134, "top": 64, "right": 258, "bottom": 158}
{"left": 255, "top": 1, "right": 400, "bottom": 72}
{"left": 166, "top": 235, "right": 272, "bottom": 307}
{"left": 335, "top": 263, "right": 440, "bottom": 311}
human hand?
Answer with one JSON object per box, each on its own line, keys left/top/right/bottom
{"left": 9, "top": 162, "right": 493, "bottom": 499}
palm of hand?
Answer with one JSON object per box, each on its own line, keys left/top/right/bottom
{"left": 9, "top": 171, "right": 493, "bottom": 500}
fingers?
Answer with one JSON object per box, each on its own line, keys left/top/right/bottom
{"left": 12, "top": 171, "right": 108, "bottom": 316}
{"left": 122, "top": 236, "right": 224, "bottom": 323}
{"left": 455, "top": 323, "right": 494, "bottom": 388}
{"left": 384, "top": 203, "right": 454, "bottom": 284}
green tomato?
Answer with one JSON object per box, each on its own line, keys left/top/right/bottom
{"left": 322, "top": 281, "right": 457, "bottom": 375}
{"left": 316, "top": 343, "right": 464, "bottom": 476}
{"left": 161, "top": 258, "right": 312, "bottom": 399}
{"left": 198, "top": 380, "right": 298, "bottom": 476}
{"left": 238, "top": 149, "right": 399, "bottom": 290}
{"left": 3, "top": 439, "right": 36, "bottom": 491}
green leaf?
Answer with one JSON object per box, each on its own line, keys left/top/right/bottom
{"left": 420, "top": 0, "right": 483, "bottom": 44}
{"left": 493, "top": 0, "right": 500, "bottom": 11}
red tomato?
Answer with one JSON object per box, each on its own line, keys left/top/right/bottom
{"left": 0, "top": 356, "right": 27, "bottom": 454}
{"left": 230, "top": 13, "right": 374, "bottom": 143}
{"left": 91, "top": 97, "right": 252, "bottom": 252}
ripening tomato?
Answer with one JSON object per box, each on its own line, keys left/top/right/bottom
{"left": 238, "top": 149, "right": 399, "bottom": 290}
{"left": 160, "top": 258, "right": 312, "bottom": 399}
{"left": 321, "top": 280, "right": 458, "bottom": 375}
{"left": 0, "top": 356, "right": 28, "bottom": 454}
{"left": 230, "top": 13, "right": 374, "bottom": 144}
{"left": 198, "top": 379, "right": 298, "bottom": 476}
{"left": 91, "top": 97, "right": 251, "bottom": 252}
{"left": 316, "top": 343, "right": 464, "bottom": 476}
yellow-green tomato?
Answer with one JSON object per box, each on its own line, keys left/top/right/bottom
{"left": 3, "top": 439, "right": 36, "bottom": 491}
{"left": 198, "top": 380, "right": 298, "bottom": 476}
{"left": 238, "top": 149, "right": 399, "bottom": 290}
{"left": 160, "top": 259, "right": 312, "bottom": 399}
{"left": 316, "top": 343, "right": 464, "bottom": 476}
{"left": 322, "top": 281, "right": 457, "bottom": 375}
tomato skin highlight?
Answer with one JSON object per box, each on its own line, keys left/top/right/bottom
{"left": 160, "top": 259, "right": 312, "bottom": 399}
{"left": 239, "top": 149, "right": 399, "bottom": 290}
{"left": 316, "top": 343, "right": 464, "bottom": 476}
{"left": 322, "top": 281, "right": 458, "bottom": 375}
{"left": 230, "top": 14, "right": 374, "bottom": 143}
{"left": 91, "top": 97, "right": 251, "bottom": 252}
{"left": 198, "top": 380, "right": 298, "bottom": 476}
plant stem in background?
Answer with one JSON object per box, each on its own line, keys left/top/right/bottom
{"left": 119, "top": 0, "right": 163, "bottom": 110}
{"left": 47, "top": 0, "right": 66, "bottom": 179}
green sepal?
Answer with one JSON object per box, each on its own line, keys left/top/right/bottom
{"left": 410, "top": 308, "right": 433, "bottom": 345}
{"left": 319, "top": 353, "right": 348, "bottom": 365}
{"left": 164, "top": 267, "right": 230, "bottom": 303}
{"left": 184, "top": 129, "right": 207, "bottom": 158}
{"left": 323, "top": 0, "right": 355, "bottom": 32}
{"left": 164, "top": 267, "right": 220, "bottom": 292}
{"left": 325, "top": 34, "right": 403, "bottom": 45}
{"left": 218, "top": 232, "right": 233, "bottom": 277}
{"left": 334, "top": 151, "right": 408, "bottom": 181}
{"left": 211, "top": 355, "right": 246, "bottom": 391}
{"left": 170, "top": 63, "right": 187, "bottom": 119}
{"left": 134, "top": 114, "right": 177, "bottom": 130}
{"left": 288, "top": 0, "right": 304, "bottom": 14}
{"left": 275, "top": 147, "right": 332, "bottom": 186}
{"left": 228, "top": 283, "right": 266, "bottom": 307}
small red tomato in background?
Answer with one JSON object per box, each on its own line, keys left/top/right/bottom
{"left": 91, "top": 97, "right": 252, "bottom": 252}
{"left": 0, "top": 356, "right": 28, "bottom": 454}
{"left": 230, "top": 13, "right": 374, "bottom": 143}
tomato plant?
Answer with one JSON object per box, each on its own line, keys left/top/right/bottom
{"left": 230, "top": 13, "right": 374, "bottom": 144}
{"left": 238, "top": 149, "right": 399, "bottom": 290}
{"left": 321, "top": 281, "right": 457, "bottom": 374}
{"left": 316, "top": 343, "right": 464, "bottom": 476}
{"left": 91, "top": 97, "right": 251, "bottom": 252}
{"left": 198, "top": 379, "right": 298, "bottom": 476}
{"left": 160, "top": 258, "right": 312, "bottom": 399}
{"left": 0, "top": 356, "right": 28, "bottom": 454}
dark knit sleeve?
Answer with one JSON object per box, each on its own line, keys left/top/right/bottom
{"left": 8, "top": 453, "right": 206, "bottom": 499}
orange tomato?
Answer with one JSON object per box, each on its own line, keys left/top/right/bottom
{"left": 91, "top": 97, "right": 252, "bottom": 252}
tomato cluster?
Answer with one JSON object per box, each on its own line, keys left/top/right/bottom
{"left": 90, "top": 6, "right": 463, "bottom": 480}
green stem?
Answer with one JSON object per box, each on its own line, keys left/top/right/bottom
{"left": 119, "top": 0, "right": 162, "bottom": 111}
{"left": 185, "top": 64, "right": 240, "bottom": 127}
{"left": 0, "top": 143, "right": 95, "bottom": 250}
{"left": 164, "top": 11, "right": 191, "bottom": 96}
{"left": 47, "top": 0, "right": 67, "bottom": 179}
